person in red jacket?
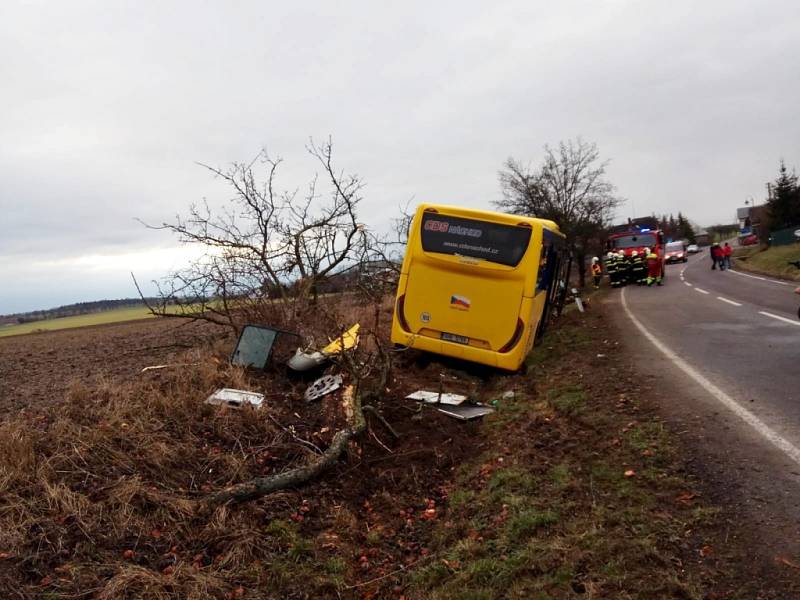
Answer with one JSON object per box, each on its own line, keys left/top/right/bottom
{"left": 722, "top": 242, "right": 733, "bottom": 269}
{"left": 710, "top": 243, "right": 721, "bottom": 270}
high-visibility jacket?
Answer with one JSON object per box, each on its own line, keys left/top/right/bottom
{"left": 591, "top": 263, "right": 602, "bottom": 276}
{"left": 646, "top": 253, "right": 660, "bottom": 277}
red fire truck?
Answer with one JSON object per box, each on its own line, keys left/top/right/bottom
{"left": 606, "top": 217, "right": 666, "bottom": 281}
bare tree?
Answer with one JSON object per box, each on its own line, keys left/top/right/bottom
{"left": 136, "top": 138, "right": 368, "bottom": 333}
{"left": 496, "top": 138, "right": 622, "bottom": 287}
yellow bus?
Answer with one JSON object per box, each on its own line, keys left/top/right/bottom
{"left": 391, "top": 204, "right": 569, "bottom": 371}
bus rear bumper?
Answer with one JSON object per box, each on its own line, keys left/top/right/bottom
{"left": 390, "top": 322, "right": 523, "bottom": 371}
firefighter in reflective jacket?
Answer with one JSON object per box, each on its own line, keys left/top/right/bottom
{"left": 591, "top": 257, "right": 602, "bottom": 288}
{"left": 617, "top": 252, "right": 630, "bottom": 287}
{"left": 646, "top": 251, "right": 662, "bottom": 286}
{"left": 606, "top": 252, "right": 620, "bottom": 287}
{"left": 630, "top": 250, "right": 647, "bottom": 285}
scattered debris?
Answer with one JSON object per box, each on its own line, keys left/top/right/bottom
{"left": 288, "top": 349, "right": 328, "bottom": 372}
{"left": 287, "top": 323, "right": 360, "bottom": 372}
{"left": 206, "top": 388, "right": 265, "bottom": 409}
{"left": 406, "top": 390, "right": 467, "bottom": 406}
{"left": 572, "top": 288, "right": 585, "bottom": 313}
{"left": 436, "top": 403, "right": 495, "bottom": 421}
{"left": 776, "top": 556, "right": 800, "bottom": 570}
{"left": 624, "top": 469, "right": 636, "bottom": 478}
{"left": 596, "top": 353, "right": 606, "bottom": 358}
{"left": 305, "top": 374, "right": 344, "bottom": 402}
{"left": 321, "top": 323, "right": 360, "bottom": 355}
{"left": 140, "top": 363, "right": 199, "bottom": 373}
{"left": 231, "top": 325, "right": 301, "bottom": 369}
{"left": 502, "top": 391, "right": 515, "bottom": 400}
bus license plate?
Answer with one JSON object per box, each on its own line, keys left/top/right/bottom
{"left": 442, "top": 332, "right": 469, "bottom": 345}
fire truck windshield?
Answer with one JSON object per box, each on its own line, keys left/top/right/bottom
{"left": 611, "top": 233, "right": 656, "bottom": 249}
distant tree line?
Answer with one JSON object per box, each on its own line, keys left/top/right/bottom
{"left": 0, "top": 298, "right": 163, "bottom": 325}
{"left": 648, "top": 212, "right": 696, "bottom": 244}
{"left": 706, "top": 224, "right": 740, "bottom": 242}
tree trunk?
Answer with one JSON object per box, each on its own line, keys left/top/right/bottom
{"left": 576, "top": 250, "right": 587, "bottom": 288}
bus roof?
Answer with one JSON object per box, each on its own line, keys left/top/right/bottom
{"left": 416, "top": 203, "right": 563, "bottom": 235}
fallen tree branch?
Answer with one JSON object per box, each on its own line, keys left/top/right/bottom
{"left": 203, "top": 385, "right": 365, "bottom": 507}
{"left": 363, "top": 405, "right": 399, "bottom": 439}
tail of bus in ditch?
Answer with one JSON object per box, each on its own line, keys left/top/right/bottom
{"left": 391, "top": 204, "right": 569, "bottom": 371}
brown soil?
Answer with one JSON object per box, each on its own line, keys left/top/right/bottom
{"left": 0, "top": 319, "right": 224, "bottom": 417}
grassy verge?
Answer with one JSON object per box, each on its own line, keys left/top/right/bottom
{"left": 404, "top": 308, "right": 715, "bottom": 599}
{"left": 0, "top": 306, "right": 156, "bottom": 338}
{"left": 732, "top": 243, "right": 800, "bottom": 281}
{"left": 0, "top": 297, "right": 737, "bottom": 598}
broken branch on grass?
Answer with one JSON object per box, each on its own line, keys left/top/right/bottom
{"left": 265, "top": 413, "right": 324, "bottom": 456}
{"left": 203, "top": 385, "right": 366, "bottom": 507}
{"left": 363, "top": 405, "right": 399, "bottom": 439}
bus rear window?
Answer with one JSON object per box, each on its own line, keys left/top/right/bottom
{"left": 420, "top": 213, "right": 532, "bottom": 267}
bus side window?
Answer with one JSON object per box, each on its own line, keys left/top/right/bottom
{"left": 536, "top": 242, "right": 553, "bottom": 292}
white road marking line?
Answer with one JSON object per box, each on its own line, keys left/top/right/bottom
{"left": 694, "top": 287, "right": 710, "bottom": 294}
{"left": 729, "top": 268, "right": 789, "bottom": 286}
{"left": 684, "top": 281, "right": 692, "bottom": 287}
{"left": 717, "top": 296, "right": 742, "bottom": 307}
{"left": 759, "top": 311, "right": 800, "bottom": 327}
{"left": 621, "top": 288, "right": 800, "bottom": 468}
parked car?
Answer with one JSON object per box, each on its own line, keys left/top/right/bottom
{"left": 740, "top": 234, "right": 758, "bottom": 246}
{"left": 664, "top": 241, "right": 688, "bottom": 264}
{"left": 686, "top": 244, "right": 700, "bottom": 254}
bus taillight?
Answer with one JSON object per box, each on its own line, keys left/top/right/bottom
{"left": 498, "top": 318, "right": 525, "bottom": 353}
{"left": 395, "top": 295, "right": 411, "bottom": 331}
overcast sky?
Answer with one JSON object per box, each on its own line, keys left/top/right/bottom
{"left": 2, "top": 0, "right": 799, "bottom": 314}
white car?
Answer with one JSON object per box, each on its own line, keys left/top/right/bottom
{"left": 686, "top": 244, "right": 700, "bottom": 254}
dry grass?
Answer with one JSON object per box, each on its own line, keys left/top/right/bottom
{"left": 0, "top": 292, "right": 403, "bottom": 598}
{"left": 733, "top": 243, "right": 800, "bottom": 281}
{"left": 0, "top": 347, "right": 297, "bottom": 597}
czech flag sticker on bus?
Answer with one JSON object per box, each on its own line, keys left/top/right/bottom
{"left": 391, "top": 204, "right": 568, "bottom": 371}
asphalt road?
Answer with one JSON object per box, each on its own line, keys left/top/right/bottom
{"left": 619, "top": 251, "right": 800, "bottom": 445}
{"left": 607, "top": 250, "right": 800, "bottom": 586}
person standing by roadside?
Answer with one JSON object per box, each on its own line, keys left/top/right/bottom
{"left": 616, "top": 252, "right": 629, "bottom": 287}
{"left": 631, "top": 250, "right": 646, "bottom": 285}
{"left": 646, "top": 250, "right": 663, "bottom": 286}
{"left": 710, "top": 243, "right": 720, "bottom": 270}
{"left": 591, "top": 257, "right": 602, "bottom": 288}
{"left": 605, "top": 252, "right": 617, "bottom": 287}
{"left": 722, "top": 242, "right": 733, "bottom": 270}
